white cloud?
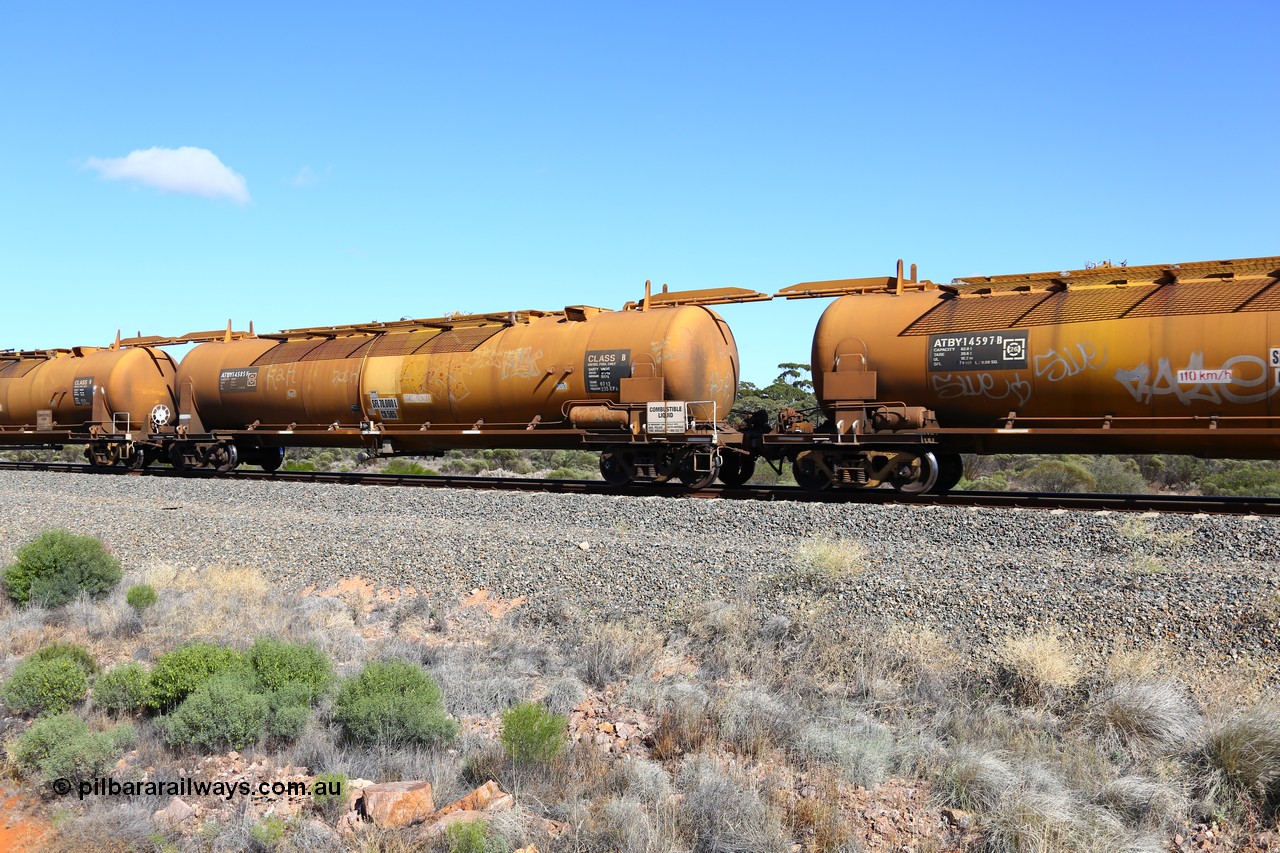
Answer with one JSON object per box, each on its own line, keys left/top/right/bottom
{"left": 84, "top": 146, "right": 250, "bottom": 204}
{"left": 292, "top": 164, "right": 332, "bottom": 188}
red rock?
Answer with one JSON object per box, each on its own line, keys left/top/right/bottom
{"left": 153, "top": 797, "right": 194, "bottom": 826}
{"left": 425, "top": 808, "right": 486, "bottom": 836}
{"left": 433, "top": 780, "right": 506, "bottom": 818}
{"left": 362, "top": 780, "right": 435, "bottom": 827}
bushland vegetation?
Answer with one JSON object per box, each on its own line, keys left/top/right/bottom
{"left": 1, "top": 527, "right": 1277, "bottom": 851}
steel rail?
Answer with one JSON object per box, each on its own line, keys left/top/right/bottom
{"left": 0, "top": 460, "right": 1276, "bottom": 515}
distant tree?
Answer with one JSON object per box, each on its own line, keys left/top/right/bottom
{"left": 732, "top": 363, "right": 820, "bottom": 426}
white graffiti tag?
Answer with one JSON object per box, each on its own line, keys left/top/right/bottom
{"left": 1114, "top": 353, "right": 1279, "bottom": 406}
{"left": 1033, "top": 342, "right": 1107, "bottom": 382}
{"left": 931, "top": 372, "right": 1032, "bottom": 407}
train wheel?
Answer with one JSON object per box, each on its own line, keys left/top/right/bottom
{"left": 717, "top": 454, "right": 756, "bottom": 487}
{"left": 259, "top": 447, "right": 285, "bottom": 472}
{"left": 599, "top": 450, "right": 633, "bottom": 485}
{"left": 792, "top": 453, "right": 832, "bottom": 491}
{"left": 676, "top": 451, "right": 720, "bottom": 490}
{"left": 932, "top": 453, "right": 964, "bottom": 493}
{"left": 167, "top": 443, "right": 188, "bottom": 470}
{"left": 124, "top": 446, "right": 149, "bottom": 470}
{"left": 84, "top": 445, "right": 112, "bottom": 470}
{"left": 888, "top": 451, "right": 939, "bottom": 494}
{"left": 207, "top": 442, "right": 239, "bottom": 473}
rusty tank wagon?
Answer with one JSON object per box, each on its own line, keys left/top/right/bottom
{"left": 163, "top": 284, "right": 762, "bottom": 487}
{"left": 3, "top": 255, "right": 1279, "bottom": 496}
{"left": 0, "top": 339, "right": 181, "bottom": 467}
{"left": 756, "top": 255, "right": 1280, "bottom": 492}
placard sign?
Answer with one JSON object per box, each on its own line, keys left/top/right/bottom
{"left": 646, "top": 401, "right": 687, "bottom": 434}
{"left": 219, "top": 368, "right": 260, "bottom": 393}
{"left": 927, "top": 330, "right": 1028, "bottom": 372}
{"left": 585, "top": 349, "right": 631, "bottom": 393}
{"left": 72, "top": 376, "right": 95, "bottom": 407}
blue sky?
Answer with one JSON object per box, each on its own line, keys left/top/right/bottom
{"left": 2, "top": 1, "right": 1276, "bottom": 384}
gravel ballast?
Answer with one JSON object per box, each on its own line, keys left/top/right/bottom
{"left": 0, "top": 471, "right": 1276, "bottom": 673}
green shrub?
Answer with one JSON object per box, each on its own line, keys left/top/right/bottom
{"left": 163, "top": 670, "right": 268, "bottom": 751}
{"left": 248, "top": 637, "right": 332, "bottom": 699}
{"left": 3, "top": 656, "right": 89, "bottom": 715}
{"left": 333, "top": 660, "right": 457, "bottom": 745}
{"left": 249, "top": 815, "right": 286, "bottom": 849}
{"left": 500, "top": 701, "right": 566, "bottom": 766}
{"left": 1018, "top": 459, "right": 1096, "bottom": 493}
{"left": 265, "top": 684, "right": 313, "bottom": 740}
{"left": 2, "top": 529, "right": 123, "bottom": 607}
{"left": 383, "top": 458, "right": 438, "bottom": 476}
{"left": 445, "top": 819, "right": 491, "bottom": 853}
{"left": 125, "top": 583, "right": 158, "bottom": 615}
{"left": 282, "top": 460, "right": 317, "bottom": 472}
{"left": 28, "top": 642, "right": 97, "bottom": 675}
{"left": 312, "top": 771, "right": 349, "bottom": 821}
{"left": 12, "top": 713, "right": 135, "bottom": 781}
{"left": 94, "top": 662, "right": 149, "bottom": 714}
{"left": 146, "top": 643, "right": 248, "bottom": 710}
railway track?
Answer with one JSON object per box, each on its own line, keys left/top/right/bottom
{"left": 0, "top": 460, "right": 1275, "bottom": 516}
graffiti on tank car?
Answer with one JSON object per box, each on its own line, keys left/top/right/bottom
{"left": 930, "top": 372, "right": 1032, "bottom": 406}
{"left": 1114, "top": 353, "right": 1279, "bottom": 405}
{"left": 649, "top": 339, "right": 682, "bottom": 365}
{"left": 328, "top": 367, "right": 359, "bottom": 386}
{"left": 1033, "top": 342, "right": 1107, "bottom": 382}
{"left": 498, "top": 347, "right": 544, "bottom": 380}
{"left": 264, "top": 364, "right": 299, "bottom": 391}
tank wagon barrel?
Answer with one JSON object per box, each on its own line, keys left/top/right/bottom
{"left": 755, "top": 255, "right": 1280, "bottom": 492}
{"left": 164, "top": 284, "right": 759, "bottom": 486}
{"left": 0, "top": 287, "right": 758, "bottom": 486}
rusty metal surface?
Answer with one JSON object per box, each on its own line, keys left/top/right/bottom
{"left": 811, "top": 256, "right": 1280, "bottom": 458}
{"left": 0, "top": 346, "right": 177, "bottom": 431}
{"left": 178, "top": 302, "right": 740, "bottom": 433}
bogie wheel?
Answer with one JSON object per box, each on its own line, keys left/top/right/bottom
{"left": 124, "top": 445, "right": 150, "bottom": 470}
{"left": 205, "top": 442, "right": 240, "bottom": 474}
{"left": 84, "top": 445, "right": 113, "bottom": 470}
{"left": 676, "top": 451, "right": 720, "bottom": 490}
{"left": 259, "top": 447, "right": 285, "bottom": 473}
{"left": 167, "top": 443, "right": 188, "bottom": 471}
{"left": 792, "top": 453, "right": 832, "bottom": 491}
{"left": 717, "top": 454, "right": 756, "bottom": 488}
{"left": 888, "top": 451, "right": 939, "bottom": 494}
{"left": 933, "top": 453, "right": 964, "bottom": 493}
{"left": 599, "top": 450, "right": 633, "bottom": 486}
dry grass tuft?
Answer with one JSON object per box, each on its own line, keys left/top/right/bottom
{"left": 792, "top": 535, "right": 869, "bottom": 590}
{"left": 1092, "top": 774, "right": 1187, "bottom": 833}
{"left": 578, "top": 621, "right": 663, "bottom": 688}
{"left": 1088, "top": 681, "right": 1200, "bottom": 759}
{"left": 144, "top": 563, "right": 278, "bottom": 645}
{"left": 1198, "top": 702, "right": 1280, "bottom": 818}
{"left": 934, "top": 746, "right": 1017, "bottom": 813}
{"left": 648, "top": 682, "right": 716, "bottom": 760}
{"left": 997, "top": 631, "right": 1082, "bottom": 704}
{"left": 678, "top": 757, "right": 789, "bottom": 853}
{"left": 719, "top": 687, "right": 796, "bottom": 758}
{"left": 792, "top": 718, "right": 893, "bottom": 788}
